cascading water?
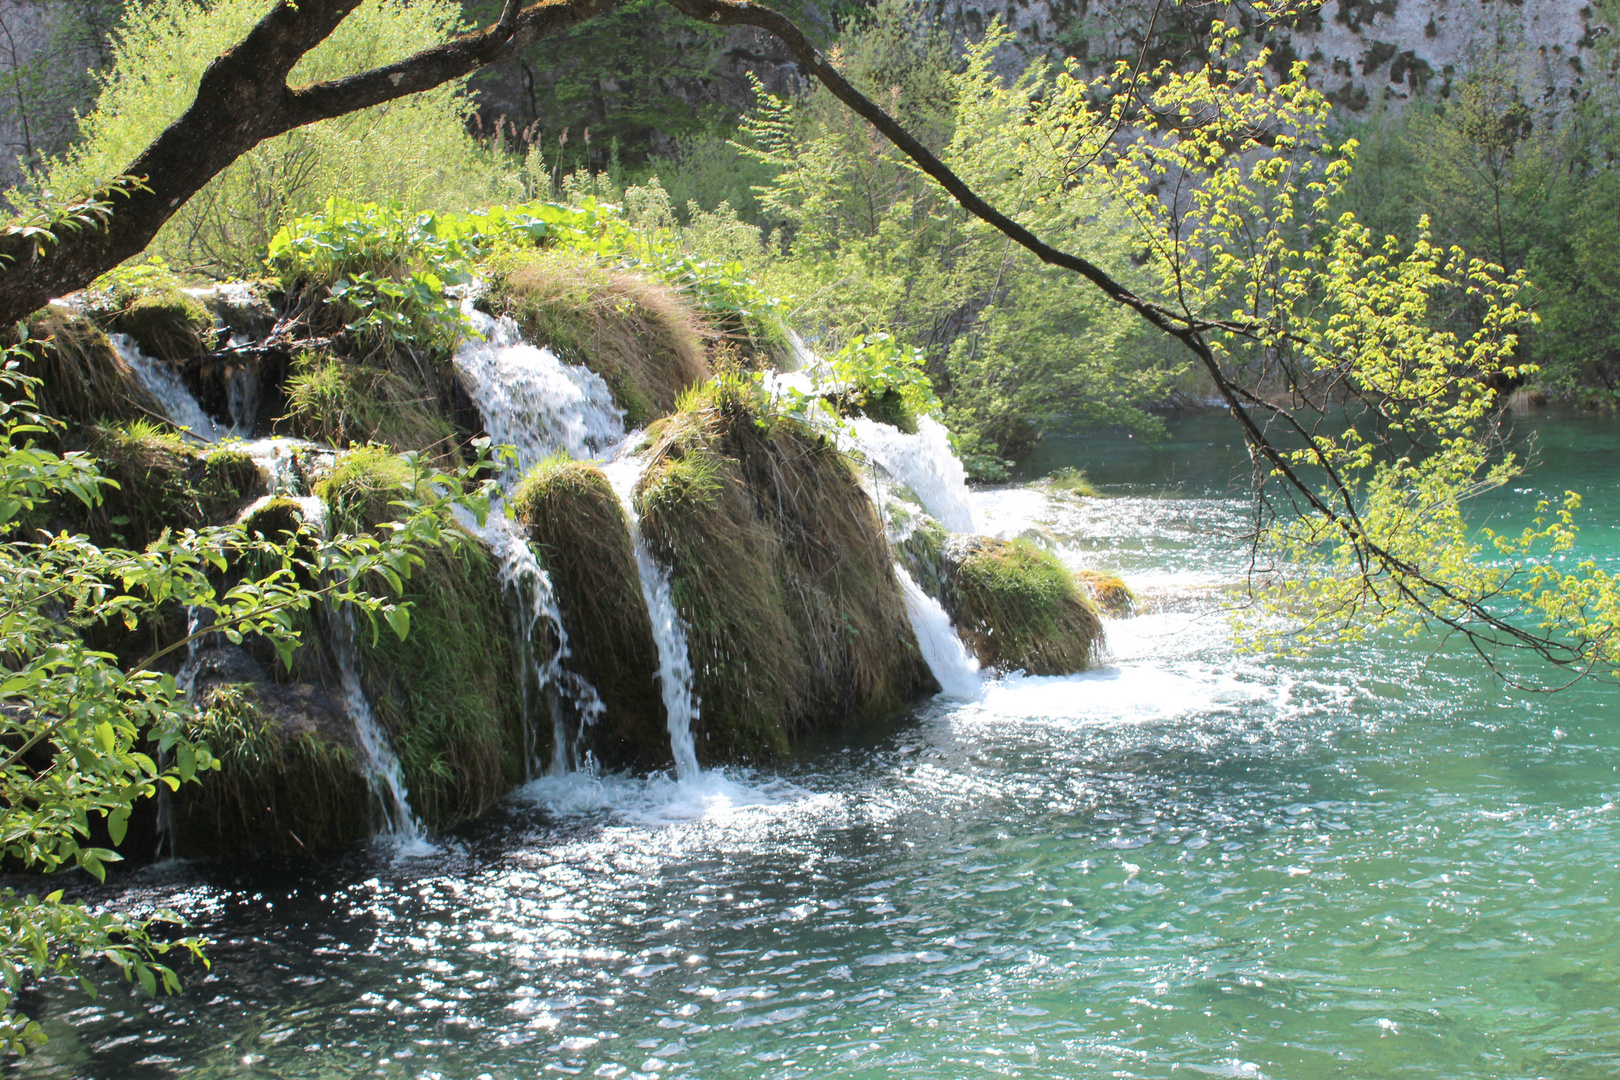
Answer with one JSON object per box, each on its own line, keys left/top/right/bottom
{"left": 328, "top": 603, "right": 423, "bottom": 841}
{"left": 844, "top": 414, "right": 977, "bottom": 534}
{"left": 455, "top": 307, "right": 626, "bottom": 472}
{"left": 895, "top": 564, "right": 982, "bottom": 698}
{"left": 113, "top": 333, "right": 228, "bottom": 442}
{"left": 761, "top": 359, "right": 986, "bottom": 695}
{"left": 602, "top": 453, "right": 702, "bottom": 781}
{"left": 450, "top": 307, "right": 631, "bottom": 774}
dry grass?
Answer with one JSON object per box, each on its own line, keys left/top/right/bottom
{"left": 113, "top": 289, "right": 215, "bottom": 361}
{"left": 637, "top": 375, "right": 927, "bottom": 763}
{"left": 488, "top": 251, "right": 709, "bottom": 425}
{"left": 12, "top": 310, "right": 164, "bottom": 429}
{"left": 942, "top": 536, "right": 1104, "bottom": 675}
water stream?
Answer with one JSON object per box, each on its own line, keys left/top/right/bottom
{"left": 24, "top": 408, "right": 1620, "bottom": 1080}
{"left": 603, "top": 454, "right": 703, "bottom": 781}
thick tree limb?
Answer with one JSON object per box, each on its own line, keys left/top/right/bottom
{"left": 0, "top": 0, "right": 622, "bottom": 326}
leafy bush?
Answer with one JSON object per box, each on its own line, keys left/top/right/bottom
{"left": 28, "top": 0, "right": 506, "bottom": 274}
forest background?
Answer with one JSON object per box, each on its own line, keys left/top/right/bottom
{"left": 7, "top": 0, "right": 1620, "bottom": 477}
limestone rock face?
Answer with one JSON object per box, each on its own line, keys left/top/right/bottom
{"left": 927, "top": 0, "right": 1603, "bottom": 115}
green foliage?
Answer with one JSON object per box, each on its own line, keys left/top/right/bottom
{"left": 29, "top": 0, "right": 504, "bottom": 274}
{"left": 1047, "top": 468, "right": 1097, "bottom": 498}
{"left": 75, "top": 421, "right": 261, "bottom": 548}
{"left": 726, "top": 7, "right": 1173, "bottom": 471}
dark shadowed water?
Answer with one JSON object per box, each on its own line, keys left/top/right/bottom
{"left": 14, "top": 409, "right": 1620, "bottom": 1080}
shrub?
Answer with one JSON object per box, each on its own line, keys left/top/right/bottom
{"left": 32, "top": 0, "right": 506, "bottom": 274}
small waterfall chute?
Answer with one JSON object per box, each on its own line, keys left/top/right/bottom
{"left": 896, "top": 563, "right": 982, "bottom": 699}
{"left": 603, "top": 452, "right": 702, "bottom": 781}
{"left": 112, "top": 333, "right": 229, "bottom": 442}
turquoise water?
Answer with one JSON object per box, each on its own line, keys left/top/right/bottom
{"left": 18, "top": 410, "right": 1620, "bottom": 1080}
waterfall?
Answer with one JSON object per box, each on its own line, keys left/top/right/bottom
{"left": 113, "top": 333, "right": 228, "bottom": 442}
{"left": 843, "top": 415, "right": 976, "bottom": 533}
{"left": 603, "top": 454, "right": 701, "bottom": 780}
{"left": 450, "top": 504, "right": 605, "bottom": 775}
{"left": 450, "top": 309, "right": 626, "bottom": 774}
{"left": 454, "top": 308, "right": 626, "bottom": 473}
{"left": 896, "top": 564, "right": 982, "bottom": 699}
{"left": 328, "top": 602, "right": 422, "bottom": 840}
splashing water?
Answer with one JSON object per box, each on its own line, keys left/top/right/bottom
{"left": 113, "top": 333, "right": 229, "bottom": 442}
{"left": 602, "top": 452, "right": 702, "bottom": 780}
{"left": 453, "top": 307, "right": 627, "bottom": 473}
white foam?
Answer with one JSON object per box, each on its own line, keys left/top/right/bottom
{"left": 517, "top": 768, "right": 812, "bottom": 827}
{"left": 896, "top": 563, "right": 981, "bottom": 699}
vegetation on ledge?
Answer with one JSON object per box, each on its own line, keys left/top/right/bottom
{"left": 637, "top": 374, "right": 929, "bottom": 763}
{"left": 941, "top": 536, "right": 1103, "bottom": 675}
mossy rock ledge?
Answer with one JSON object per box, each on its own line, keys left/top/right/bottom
{"left": 513, "top": 458, "right": 669, "bottom": 773}
{"left": 938, "top": 536, "right": 1104, "bottom": 675}
{"left": 635, "top": 377, "right": 933, "bottom": 764}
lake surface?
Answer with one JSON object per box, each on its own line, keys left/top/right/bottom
{"left": 17, "top": 409, "right": 1620, "bottom": 1080}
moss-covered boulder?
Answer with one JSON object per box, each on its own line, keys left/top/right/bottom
{"left": 319, "top": 447, "right": 530, "bottom": 830}
{"left": 283, "top": 350, "right": 459, "bottom": 456}
{"left": 487, "top": 251, "right": 708, "bottom": 425}
{"left": 1074, "top": 570, "right": 1136, "bottom": 618}
{"left": 512, "top": 458, "right": 668, "bottom": 772}
{"left": 636, "top": 375, "right": 930, "bottom": 763}
{"left": 75, "top": 423, "right": 263, "bottom": 548}
{"left": 169, "top": 673, "right": 372, "bottom": 859}
{"left": 939, "top": 536, "right": 1103, "bottom": 675}
{"left": 113, "top": 289, "right": 215, "bottom": 361}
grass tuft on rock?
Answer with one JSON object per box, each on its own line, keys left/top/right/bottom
{"left": 11, "top": 310, "right": 164, "bottom": 429}
{"left": 512, "top": 457, "right": 667, "bottom": 772}
{"left": 1074, "top": 570, "right": 1135, "bottom": 618}
{"left": 636, "top": 374, "right": 928, "bottom": 763}
{"left": 941, "top": 536, "right": 1103, "bottom": 675}
{"left": 172, "top": 683, "right": 372, "bottom": 858}
{"left": 76, "top": 421, "right": 263, "bottom": 548}
{"left": 487, "top": 251, "right": 708, "bottom": 425}
{"left": 113, "top": 289, "right": 215, "bottom": 361}
{"left": 283, "top": 350, "right": 458, "bottom": 457}
{"left": 1048, "top": 467, "right": 1098, "bottom": 497}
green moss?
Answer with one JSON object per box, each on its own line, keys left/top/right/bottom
{"left": 512, "top": 457, "right": 667, "bottom": 772}
{"left": 283, "top": 350, "right": 458, "bottom": 457}
{"left": 1048, "top": 467, "right": 1098, "bottom": 497}
{"left": 1074, "top": 570, "right": 1136, "bottom": 618}
{"left": 637, "top": 374, "right": 928, "bottom": 764}
{"left": 319, "top": 445, "right": 530, "bottom": 829}
{"left": 486, "top": 251, "right": 708, "bottom": 425}
{"left": 358, "top": 537, "right": 528, "bottom": 829}
{"left": 942, "top": 537, "right": 1103, "bottom": 675}
{"left": 171, "top": 684, "right": 371, "bottom": 858}
{"left": 76, "top": 421, "right": 264, "bottom": 548}
{"left": 114, "top": 289, "right": 215, "bottom": 361}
